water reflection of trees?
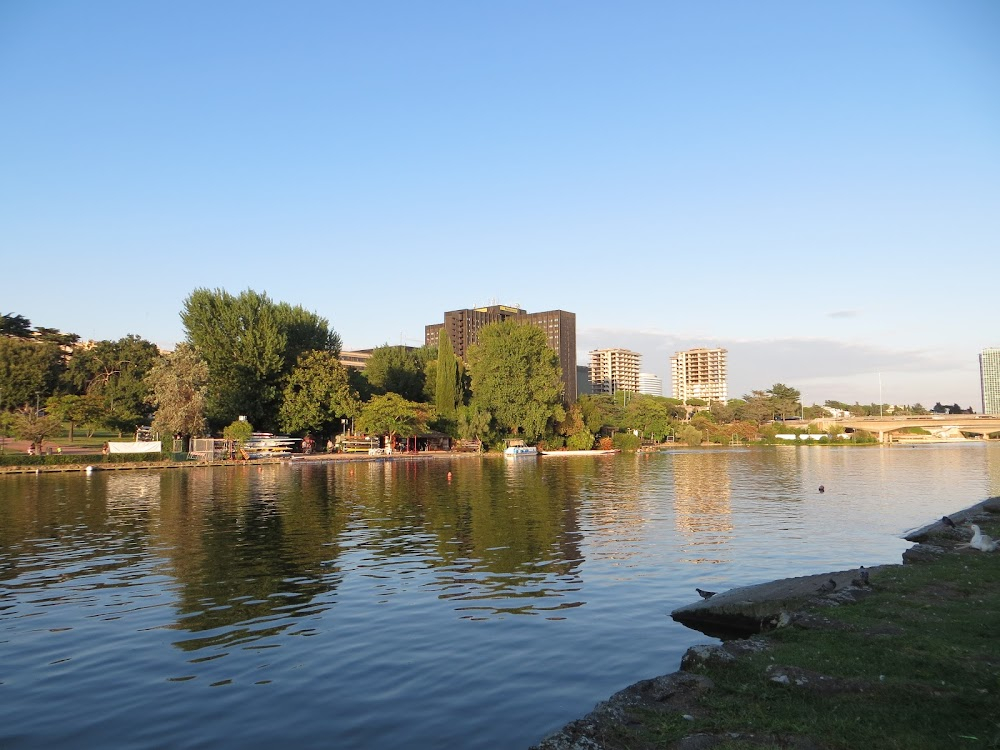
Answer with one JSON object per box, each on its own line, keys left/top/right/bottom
{"left": 346, "top": 457, "right": 586, "bottom": 618}
{"left": 154, "top": 466, "right": 345, "bottom": 650}
{"left": 0, "top": 473, "right": 153, "bottom": 589}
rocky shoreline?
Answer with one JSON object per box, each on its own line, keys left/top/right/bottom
{"left": 531, "top": 497, "right": 1000, "bottom": 750}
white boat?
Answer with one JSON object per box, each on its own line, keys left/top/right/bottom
{"left": 503, "top": 439, "right": 538, "bottom": 457}
{"left": 242, "top": 433, "right": 300, "bottom": 459}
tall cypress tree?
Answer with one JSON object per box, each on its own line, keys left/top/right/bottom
{"left": 435, "top": 333, "right": 459, "bottom": 420}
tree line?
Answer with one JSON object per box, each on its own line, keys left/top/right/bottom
{"left": 0, "top": 298, "right": 976, "bottom": 453}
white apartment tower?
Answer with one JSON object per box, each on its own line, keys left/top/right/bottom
{"left": 637, "top": 372, "right": 663, "bottom": 396}
{"left": 670, "top": 347, "right": 728, "bottom": 404}
{"left": 589, "top": 349, "right": 640, "bottom": 394}
{"left": 981, "top": 347, "right": 1000, "bottom": 415}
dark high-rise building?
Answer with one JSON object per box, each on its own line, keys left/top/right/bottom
{"left": 425, "top": 304, "right": 577, "bottom": 403}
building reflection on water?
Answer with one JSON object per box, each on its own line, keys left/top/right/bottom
{"left": 671, "top": 450, "right": 734, "bottom": 565}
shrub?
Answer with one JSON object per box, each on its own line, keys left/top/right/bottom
{"left": 612, "top": 432, "right": 641, "bottom": 452}
{"left": 566, "top": 430, "right": 595, "bottom": 451}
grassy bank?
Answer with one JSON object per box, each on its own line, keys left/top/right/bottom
{"left": 541, "top": 517, "right": 1000, "bottom": 749}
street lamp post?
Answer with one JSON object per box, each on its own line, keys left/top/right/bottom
{"left": 35, "top": 392, "right": 40, "bottom": 417}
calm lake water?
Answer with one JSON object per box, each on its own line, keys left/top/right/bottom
{"left": 2, "top": 444, "right": 998, "bottom": 749}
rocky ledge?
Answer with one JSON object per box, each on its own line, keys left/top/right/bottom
{"left": 530, "top": 497, "right": 1000, "bottom": 750}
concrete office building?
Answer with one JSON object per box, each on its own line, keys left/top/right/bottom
{"left": 425, "top": 305, "right": 577, "bottom": 403}
{"left": 637, "top": 372, "right": 662, "bottom": 396}
{"left": 981, "top": 347, "right": 1000, "bottom": 415}
{"left": 670, "top": 347, "right": 728, "bottom": 404}
{"left": 577, "top": 365, "right": 593, "bottom": 397}
{"left": 589, "top": 348, "right": 640, "bottom": 395}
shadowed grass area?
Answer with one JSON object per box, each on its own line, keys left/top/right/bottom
{"left": 609, "top": 520, "right": 1000, "bottom": 749}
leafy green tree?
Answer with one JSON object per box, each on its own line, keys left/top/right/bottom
{"left": 64, "top": 335, "right": 160, "bottom": 435}
{"left": 739, "top": 390, "right": 776, "bottom": 423}
{"left": 279, "top": 350, "right": 359, "bottom": 437}
{"left": 356, "top": 393, "right": 428, "bottom": 447}
{"left": 275, "top": 302, "right": 342, "bottom": 362}
{"left": 677, "top": 424, "right": 704, "bottom": 446}
{"left": 33, "top": 326, "right": 80, "bottom": 348}
{"left": 466, "top": 320, "right": 565, "bottom": 441}
{"left": 11, "top": 406, "right": 64, "bottom": 453}
{"left": 566, "top": 429, "right": 595, "bottom": 450}
{"left": 625, "top": 395, "right": 672, "bottom": 442}
{"left": 0, "top": 337, "right": 64, "bottom": 410}
{"left": 0, "top": 313, "right": 33, "bottom": 338}
{"left": 802, "top": 404, "right": 827, "bottom": 419}
{"left": 435, "top": 334, "right": 460, "bottom": 420}
{"left": 222, "top": 418, "right": 254, "bottom": 443}
{"left": 144, "top": 343, "right": 210, "bottom": 438}
{"left": 456, "top": 403, "right": 492, "bottom": 443}
{"left": 577, "top": 395, "right": 609, "bottom": 435}
{"left": 362, "top": 344, "right": 427, "bottom": 402}
{"left": 708, "top": 400, "right": 737, "bottom": 423}
{"left": 45, "top": 394, "right": 89, "bottom": 442}
{"left": 612, "top": 431, "right": 642, "bottom": 451}
{"left": 181, "top": 287, "right": 340, "bottom": 430}
{"left": 768, "top": 383, "right": 801, "bottom": 420}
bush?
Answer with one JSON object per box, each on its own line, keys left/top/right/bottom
{"left": 677, "top": 425, "right": 704, "bottom": 446}
{"left": 223, "top": 419, "right": 253, "bottom": 443}
{"left": 566, "top": 430, "right": 595, "bottom": 451}
{"left": 612, "top": 432, "right": 641, "bottom": 452}
{"left": 0, "top": 452, "right": 169, "bottom": 468}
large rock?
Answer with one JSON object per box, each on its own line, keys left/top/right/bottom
{"left": 904, "top": 496, "right": 1000, "bottom": 542}
{"left": 670, "top": 569, "right": 882, "bottom": 636}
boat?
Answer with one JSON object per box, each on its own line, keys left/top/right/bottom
{"left": 241, "top": 433, "right": 300, "bottom": 459}
{"left": 503, "top": 439, "right": 538, "bottom": 457}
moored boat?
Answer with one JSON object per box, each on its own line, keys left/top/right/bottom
{"left": 503, "top": 439, "right": 538, "bottom": 457}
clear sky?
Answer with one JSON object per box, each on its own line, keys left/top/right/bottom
{"left": 2, "top": 1, "right": 998, "bottom": 409}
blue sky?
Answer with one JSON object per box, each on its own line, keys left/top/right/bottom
{"left": 2, "top": 1, "right": 997, "bottom": 408}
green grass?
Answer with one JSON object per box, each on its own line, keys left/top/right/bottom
{"left": 602, "top": 520, "right": 1000, "bottom": 749}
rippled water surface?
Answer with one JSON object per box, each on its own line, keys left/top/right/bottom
{"left": 2, "top": 444, "right": 998, "bottom": 749}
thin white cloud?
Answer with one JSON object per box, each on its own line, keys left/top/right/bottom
{"left": 577, "top": 327, "right": 980, "bottom": 408}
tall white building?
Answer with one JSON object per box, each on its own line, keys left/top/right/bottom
{"left": 670, "top": 347, "right": 728, "bottom": 404}
{"left": 637, "top": 372, "right": 662, "bottom": 396}
{"left": 589, "top": 349, "right": 640, "bottom": 394}
{"left": 981, "top": 347, "right": 1000, "bottom": 415}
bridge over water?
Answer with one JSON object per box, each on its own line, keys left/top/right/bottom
{"left": 814, "top": 415, "right": 1000, "bottom": 443}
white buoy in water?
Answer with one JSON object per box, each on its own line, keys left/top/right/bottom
{"left": 85, "top": 465, "right": 94, "bottom": 474}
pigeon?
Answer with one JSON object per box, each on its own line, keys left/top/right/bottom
{"left": 941, "top": 515, "right": 957, "bottom": 529}
{"left": 858, "top": 566, "right": 870, "bottom": 585}
{"left": 818, "top": 485, "right": 825, "bottom": 493}
{"left": 816, "top": 579, "right": 837, "bottom": 594}
{"left": 695, "top": 588, "right": 716, "bottom": 599}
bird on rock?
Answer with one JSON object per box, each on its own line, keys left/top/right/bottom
{"left": 818, "top": 485, "right": 825, "bottom": 493}
{"left": 858, "top": 566, "right": 870, "bottom": 585}
{"left": 941, "top": 515, "right": 957, "bottom": 529}
{"left": 696, "top": 588, "right": 716, "bottom": 599}
{"left": 817, "top": 579, "right": 837, "bottom": 594}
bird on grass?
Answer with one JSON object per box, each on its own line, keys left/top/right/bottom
{"left": 817, "top": 579, "right": 837, "bottom": 594}
{"left": 967, "top": 524, "right": 999, "bottom": 553}
{"left": 941, "top": 515, "right": 957, "bottom": 529}
{"left": 818, "top": 485, "right": 825, "bottom": 493}
{"left": 858, "top": 566, "right": 870, "bottom": 585}
{"left": 695, "top": 588, "right": 716, "bottom": 599}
